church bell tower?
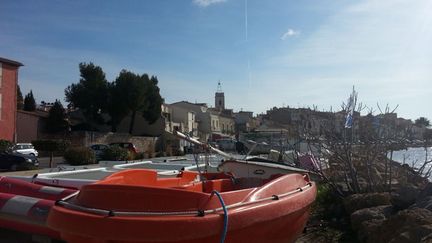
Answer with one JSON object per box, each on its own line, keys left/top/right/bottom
{"left": 215, "top": 81, "right": 225, "bottom": 110}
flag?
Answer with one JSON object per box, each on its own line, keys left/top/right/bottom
{"left": 345, "top": 87, "right": 357, "bottom": 128}
{"left": 345, "top": 113, "right": 353, "bottom": 128}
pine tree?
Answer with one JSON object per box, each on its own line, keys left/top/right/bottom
{"left": 65, "top": 62, "right": 109, "bottom": 124}
{"left": 415, "top": 117, "right": 430, "bottom": 127}
{"left": 110, "top": 71, "right": 163, "bottom": 134}
{"left": 46, "top": 100, "right": 68, "bottom": 133}
{"left": 23, "top": 90, "right": 36, "bottom": 111}
{"left": 17, "top": 84, "right": 24, "bottom": 110}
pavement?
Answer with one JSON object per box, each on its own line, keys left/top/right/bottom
{"left": 37, "top": 156, "right": 65, "bottom": 168}
{"left": 0, "top": 156, "right": 68, "bottom": 177}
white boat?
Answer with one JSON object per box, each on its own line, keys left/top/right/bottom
{"left": 173, "top": 130, "right": 322, "bottom": 181}
{"left": 218, "top": 159, "right": 310, "bottom": 179}
{"left": 7, "top": 159, "right": 210, "bottom": 189}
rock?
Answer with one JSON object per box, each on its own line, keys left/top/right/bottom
{"left": 350, "top": 205, "right": 393, "bottom": 242}
{"left": 411, "top": 196, "right": 432, "bottom": 211}
{"left": 419, "top": 183, "right": 432, "bottom": 200}
{"left": 368, "top": 208, "right": 432, "bottom": 243}
{"left": 344, "top": 193, "right": 391, "bottom": 214}
{"left": 388, "top": 225, "right": 432, "bottom": 243}
{"left": 350, "top": 205, "right": 393, "bottom": 230}
{"left": 421, "top": 232, "right": 432, "bottom": 242}
{"left": 391, "top": 184, "right": 421, "bottom": 209}
{"left": 358, "top": 219, "right": 385, "bottom": 243}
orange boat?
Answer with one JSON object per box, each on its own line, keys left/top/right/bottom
{"left": 48, "top": 169, "right": 316, "bottom": 243}
{"left": 0, "top": 177, "right": 77, "bottom": 239}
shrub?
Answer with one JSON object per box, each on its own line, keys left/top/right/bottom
{"left": 101, "top": 146, "right": 129, "bottom": 161}
{"left": 127, "top": 151, "right": 136, "bottom": 161}
{"left": 32, "top": 140, "right": 70, "bottom": 153}
{"left": 313, "top": 183, "right": 346, "bottom": 220}
{"left": 64, "top": 147, "right": 96, "bottom": 165}
{"left": 134, "top": 152, "right": 145, "bottom": 160}
{"left": 0, "top": 140, "right": 12, "bottom": 152}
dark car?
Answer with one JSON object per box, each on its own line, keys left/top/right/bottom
{"left": 0, "top": 152, "right": 39, "bottom": 171}
{"left": 109, "top": 142, "right": 138, "bottom": 154}
{"left": 89, "top": 144, "right": 109, "bottom": 160}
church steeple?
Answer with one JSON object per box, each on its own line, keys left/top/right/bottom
{"left": 217, "top": 81, "right": 222, "bottom": 92}
{"left": 215, "top": 81, "right": 225, "bottom": 110}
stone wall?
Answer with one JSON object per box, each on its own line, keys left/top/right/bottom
{"left": 41, "top": 131, "right": 157, "bottom": 155}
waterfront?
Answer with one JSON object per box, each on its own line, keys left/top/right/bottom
{"left": 391, "top": 147, "right": 432, "bottom": 175}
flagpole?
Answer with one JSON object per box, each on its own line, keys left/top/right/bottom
{"left": 344, "top": 85, "right": 359, "bottom": 192}
{"left": 351, "top": 86, "right": 357, "bottom": 145}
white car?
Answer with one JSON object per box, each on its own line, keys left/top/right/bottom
{"left": 11, "top": 143, "right": 39, "bottom": 157}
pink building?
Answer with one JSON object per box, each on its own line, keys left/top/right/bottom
{"left": 0, "top": 57, "right": 23, "bottom": 141}
{"left": 16, "top": 110, "right": 48, "bottom": 143}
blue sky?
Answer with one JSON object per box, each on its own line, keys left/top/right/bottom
{"left": 1, "top": 0, "right": 431, "bottom": 120}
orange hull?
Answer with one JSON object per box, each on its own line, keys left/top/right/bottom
{"left": 0, "top": 177, "right": 77, "bottom": 239}
{"left": 48, "top": 170, "right": 316, "bottom": 243}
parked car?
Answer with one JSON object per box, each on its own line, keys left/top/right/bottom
{"left": 109, "top": 142, "right": 138, "bottom": 154}
{"left": 0, "top": 152, "right": 39, "bottom": 171}
{"left": 11, "top": 143, "right": 39, "bottom": 157}
{"left": 89, "top": 144, "right": 109, "bottom": 160}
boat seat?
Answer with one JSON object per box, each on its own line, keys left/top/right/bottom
{"left": 203, "top": 179, "right": 236, "bottom": 193}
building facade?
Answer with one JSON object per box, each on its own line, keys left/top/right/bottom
{"left": 170, "top": 105, "right": 198, "bottom": 136}
{"left": 16, "top": 110, "right": 48, "bottom": 143}
{"left": 170, "top": 101, "right": 212, "bottom": 141}
{"left": 0, "top": 57, "right": 23, "bottom": 141}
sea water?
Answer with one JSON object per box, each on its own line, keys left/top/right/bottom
{"left": 390, "top": 147, "right": 432, "bottom": 171}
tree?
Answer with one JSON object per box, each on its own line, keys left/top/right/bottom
{"left": 113, "top": 70, "right": 147, "bottom": 134}
{"left": 32, "top": 140, "right": 70, "bottom": 168}
{"left": 424, "top": 129, "right": 432, "bottom": 142}
{"left": 110, "top": 70, "right": 163, "bottom": 134}
{"left": 17, "top": 84, "right": 24, "bottom": 110}
{"left": 23, "top": 90, "right": 36, "bottom": 111}
{"left": 145, "top": 76, "right": 163, "bottom": 123}
{"left": 107, "top": 81, "right": 129, "bottom": 132}
{"left": 46, "top": 100, "right": 68, "bottom": 133}
{"left": 415, "top": 117, "right": 430, "bottom": 127}
{"left": 65, "top": 62, "right": 109, "bottom": 124}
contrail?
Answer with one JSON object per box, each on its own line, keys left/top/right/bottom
{"left": 248, "top": 60, "right": 251, "bottom": 89}
{"left": 245, "top": 0, "right": 251, "bottom": 99}
{"left": 245, "top": 0, "right": 248, "bottom": 41}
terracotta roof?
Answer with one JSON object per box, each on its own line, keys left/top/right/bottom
{"left": 0, "top": 57, "right": 23, "bottom": 67}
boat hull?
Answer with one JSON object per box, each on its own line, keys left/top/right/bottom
{"left": 0, "top": 177, "right": 76, "bottom": 238}
{"left": 47, "top": 171, "right": 316, "bottom": 243}
{"left": 53, "top": 205, "right": 312, "bottom": 243}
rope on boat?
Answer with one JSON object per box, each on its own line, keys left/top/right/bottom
{"left": 211, "top": 190, "right": 228, "bottom": 243}
{"left": 55, "top": 182, "right": 313, "bottom": 217}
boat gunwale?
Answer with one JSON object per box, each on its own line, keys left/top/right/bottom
{"left": 54, "top": 182, "right": 314, "bottom": 217}
{"left": 221, "top": 159, "right": 310, "bottom": 173}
